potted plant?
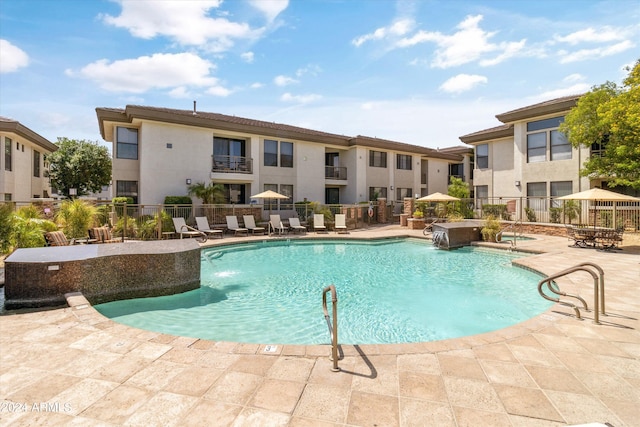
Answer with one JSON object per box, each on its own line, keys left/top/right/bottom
{"left": 412, "top": 209, "right": 424, "bottom": 219}
{"left": 481, "top": 215, "right": 501, "bottom": 242}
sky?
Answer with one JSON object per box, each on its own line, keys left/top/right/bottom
{"left": 1, "top": 0, "right": 639, "bottom": 150}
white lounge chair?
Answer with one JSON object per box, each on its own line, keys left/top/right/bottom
{"left": 270, "top": 214, "right": 288, "bottom": 235}
{"left": 195, "top": 216, "right": 223, "bottom": 239}
{"left": 243, "top": 215, "right": 265, "bottom": 235}
{"left": 288, "top": 217, "right": 307, "bottom": 233}
{"left": 335, "top": 214, "right": 348, "bottom": 233}
{"left": 314, "top": 214, "right": 327, "bottom": 233}
{"left": 172, "top": 217, "right": 207, "bottom": 242}
{"left": 226, "top": 215, "right": 248, "bottom": 236}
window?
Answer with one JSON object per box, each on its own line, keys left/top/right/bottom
{"left": 33, "top": 150, "right": 40, "bottom": 177}
{"left": 449, "top": 163, "right": 463, "bottom": 180}
{"left": 280, "top": 184, "right": 293, "bottom": 209}
{"left": 527, "top": 132, "right": 546, "bottom": 163}
{"left": 369, "top": 150, "right": 387, "bottom": 168}
{"left": 396, "top": 154, "right": 412, "bottom": 170}
{"left": 526, "top": 116, "right": 566, "bottom": 163}
{"left": 116, "top": 180, "right": 138, "bottom": 203}
{"left": 214, "top": 137, "right": 246, "bottom": 169}
{"left": 551, "top": 181, "right": 572, "bottom": 208}
{"left": 475, "top": 185, "right": 488, "bottom": 209}
{"left": 369, "top": 187, "right": 387, "bottom": 200}
{"left": 396, "top": 188, "right": 413, "bottom": 201}
{"left": 590, "top": 135, "right": 608, "bottom": 158}
{"left": 263, "top": 184, "right": 278, "bottom": 211}
{"left": 550, "top": 130, "right": 571, "bottom": 160}
{"left": 527, "top": 182, "right": 547, "bottom": 210}
{"left": 4, "top": 137, "right": 11, "bottom": 171}
{"left": 264, "top": 140, "right": 278, "bottom": 166}
{"left": 116, "top": 127, "right": 138, "bottom": 159}
{"left": 4, "top": 194, "right": 11, "bottom": 201}
{"left": 280, "top": 142, "right": 293, "bottom": 168}
{"left": 222, "top": 184, "right": 246, "bottom": 204}
{"left": 476, "top": 144, "right": 488, "bottom": 169}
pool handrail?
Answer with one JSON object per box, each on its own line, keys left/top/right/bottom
{"left": 322, "top": 284, "right": 340, "bottom": 372}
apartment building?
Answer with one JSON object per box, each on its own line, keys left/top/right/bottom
{"left": 0, "top": 117, "right": 57, "bottom": 201}
{"left": 95, "top": 105, "right": 472, "bottom": 208}
{"left": 460, "top": 95, "right": 596, "bottom": 210}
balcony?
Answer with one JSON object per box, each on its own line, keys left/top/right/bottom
{"left": 212, "top": 155, "right": 253, "bottom": 174}
{"left": 325, "top": 166, "right": 347, "bottom": 180}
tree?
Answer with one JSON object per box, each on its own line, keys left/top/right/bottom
{"left": 447, "top": 176, "right": 473, "bottom": 218}
{"left": 47, "top": 138, "right": 112, "bottom": 198}
{"left": 559, "top": 59, "right": 640, "bottom": 190}
{"left": 187, "top": 181, "right": 226, "bottom": 204}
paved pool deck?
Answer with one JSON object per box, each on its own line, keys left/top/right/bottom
{"left": 1, "top": 225, "right": 639, "bottom": 426}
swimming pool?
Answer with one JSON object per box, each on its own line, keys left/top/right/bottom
{"left": 95, "top": 238, "right": 551, "bottom": 345}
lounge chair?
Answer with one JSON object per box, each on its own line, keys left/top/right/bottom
{"left": 270, "top": 214, "right": 288, "bottom": 235}
{"left": 195, "top": 217, "right": 223, "bottom": 239}
{"left": 243, "top": 215, "right": 265, "bottom": 235}
{"left": 335, "top": 214, "right": 348, "bottom": 233}
{"left": 89, "top": 226, "right": 120, "bottom": 243}
{"left": 172, "top": 217, "right": 207, "bottom": 242}
{"left": 288, "top": 217, "right": 307, "bottom": 233}
{"left": 226, "top": 215, "right": 249, "bottom": 236}
{"left": 314, "top": 214, "right": 327, "bottom": 233}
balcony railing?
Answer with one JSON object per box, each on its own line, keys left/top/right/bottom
{"left": 325, "top": 166, "right": 347, "bottom": 180}
{"left": 212, "top": 155, "right": 253, "bottom": 174}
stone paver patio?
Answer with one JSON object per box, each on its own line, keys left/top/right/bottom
{"left": 1, "top": 225, "right": 639, "bottom": 426}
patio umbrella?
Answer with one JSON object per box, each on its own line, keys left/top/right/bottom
{"left": 416, "top": 192, "right": 460, "bottom": 202}
{"left": 556, "top": 188, "right": 640, "bottom": 228}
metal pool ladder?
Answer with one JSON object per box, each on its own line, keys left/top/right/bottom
{"left": 322, "top": 285, "right": 340, "bottom": 372}
{"left": 537, "top": 262, "right": 605, "bottom": 324}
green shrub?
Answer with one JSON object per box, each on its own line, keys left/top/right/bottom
{"left": 164, "top": 196, "right": 192, "bottom": 219}
{"left": 482, "top": 204, "right": 508, "bottom": 219}
{"left": 56, "top": 199, "right": 97, "bottom": 238}
{"left": 525, "top": 207, "right": 537, "bottom": 222}
{"left": 549, "top": 207, "right": 562, "bottom": 223}
{"left": 0, "top": 203, "right": 15, "bottom": 254}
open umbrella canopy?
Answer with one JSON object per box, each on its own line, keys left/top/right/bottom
{"left": 416, "top": 192, "right": 460, "bottom": 202}
{"left": 250, "top": 190, "right": 289, "bottom": 199}
{"left": 556, "top": 188, "right": 640, "bottom": 202}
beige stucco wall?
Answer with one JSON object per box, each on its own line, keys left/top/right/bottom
{"left": 1, "top": 134, "right": 52, "bottom": 201}
{"left": 425, "top": 158, "right": 451, "bottom": 196}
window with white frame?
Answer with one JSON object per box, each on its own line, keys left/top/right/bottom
{"left": 369, "top": 150, "right": 387, "bottom": 168}
{"left": 396, "top": 154, "right": 412, "bottom": 170}
{"left": 476, "top": 144, "right": 488, "bottom": 169}
{"left": 116, "top": 127, "right": 138, "bottom": 160}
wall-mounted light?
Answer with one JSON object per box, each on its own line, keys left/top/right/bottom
{"left": 390, "top": 185, "right": 394, "bottom": 190}
{"left": 186, "top": 179, "right": 192, "bottom": 185}
{"left": 515, "top": 180, "right": 521, "bottom": 187}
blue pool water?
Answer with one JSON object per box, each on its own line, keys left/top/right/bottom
{"left": 95, "top": 239, "right": 551, "bottom": 345}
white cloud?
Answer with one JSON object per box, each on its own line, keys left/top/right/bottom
{"left": 71, "top": 52, "right": 223, "bottom": 93}
{"left": 558, "top": 40, "right": 635, "bottom": 63}
{"left": 563, "top": 73, "right": 585, "bottom": 83}
{"left": 250, "top": 82, "right": 264, "bottom": 89}
{"left": 206, "top": 86, "right": 232, "bottom": 97}
{"left": 531, "top": 83, "right": 590, "bottom": 101}
{"left": 274, "top": 75, "right": 298, "bottom": 86}
{"left": 296, "top": 64, "right": 322, "bottom": 77}
{"left": 554, "top": 27, "right": 626, "bottom": 45}
{"left": 101, "top": 0, "right": 262, "bottom": 52}
{"left": 249, "top": 0, "right": 288, "bottom": 23}
{"left": 0, "top": 39, "right": 29, "bottom": 73}
{"left": 280, "top": 92, "right": 321, "bottom": 103}
{"left": 241, "top": 52, "right": 255, "bottom": 63}
{"left": 352, "top": 19, "right": 415, "bottom": 47}
{"left": 440, "top": 74, "right": 488, "bottom": 94}
{"left": 396, "top": 15, "right": 526, "bottom": 68}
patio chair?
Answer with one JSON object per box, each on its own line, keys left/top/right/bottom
{"left": 243, "top": 215, "right": 266, "bottom": 235}
{"left": 288, "top": 217, "right": 307, "bottom": 233}
{"left": 195, "top": 216, "right": 223, "bottom": 239}
{"left": 44, "top": 231, "right": 72, "bottom": 246}
{"left": 270, "top": 214, "right": 288, "bottom": 235}
{"left": 89, "top": 226, "right": 120, "bottom": 243}
{"left": 172, "top": 217, "right": 207, "bottom": 242}
{"left": 314, "top": 214, "right": 327, "bottom": 233}
{"left": 334, "top": 214, "right": 348, "bottom": 234}
{"left": 225, "top": 215, "right": 249, "bottom": 236}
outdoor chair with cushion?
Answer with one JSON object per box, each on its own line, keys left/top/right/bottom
{"left": 314, "top": 214, "right": 327, "bottom": 233}
{"left": 225, "top": 216, "right": 249, "bottom": 236}
{"left": 89, "top": 226, "right": 120, "bottom": 243}
{"left": 195, "top": 217, "right": 223, "bottom": 239}
{"left": 172, "top": 217, "right": 207, "bottom": 242}
{"left": 288, "top": 217, "right": 307, "bottom": 233}
{"left": 243, "top": 215, "right": 266, "bottom": 235}
{"left": 334, "top": 214, "right": 348, "bottom": 234}
{"left": 270, "top": 214, "right": 288, "bottom": 235}
{"left": 44, "top": 231, "right": 72, "bottom": 246}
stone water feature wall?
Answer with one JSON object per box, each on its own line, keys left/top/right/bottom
{"left": 4, "top": 239, "right": 201, "bottom": 309}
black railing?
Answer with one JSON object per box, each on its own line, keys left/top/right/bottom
{"left": 325, "top": 166, "right": 347, "bottom": 180}
{"left": 212, "top": 155, "right": 253, "bottom": 174}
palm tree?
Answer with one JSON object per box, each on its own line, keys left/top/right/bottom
{"left": 187, "top": 181, "right": 226, "bottom": 204}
